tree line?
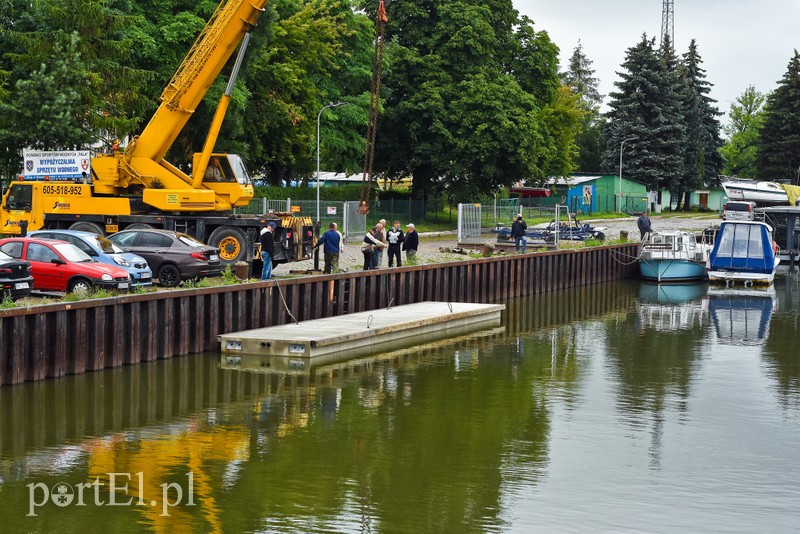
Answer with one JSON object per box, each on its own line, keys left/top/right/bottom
{"left": 1, "top": 0, "right": 799, "bottom": 205}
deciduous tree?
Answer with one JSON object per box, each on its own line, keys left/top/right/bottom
{"left": 721, "top": 85, "right": 765, "bottom": 179}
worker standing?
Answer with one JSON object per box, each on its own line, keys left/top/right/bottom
{"left": 511, "top": 215, "right": 527, "bottom": 253}
{"left": 260, "top": 222, "right": 276, "bottom": 280}
{"left": 313, "top": 222, "right": 344, "bottom": 274}
{"left": 637, "top": 211, "right": 652, "bottom": 241}
{"left": 386, "top": 220, "right": 404, "bottom": 267}
{"left": 402, "top": 223, "right": 419, "bottom": 263}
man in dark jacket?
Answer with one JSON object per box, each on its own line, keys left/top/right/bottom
{"left": 402, "top": 223, "right": 419, "bottom": 263}
{"left": 386, "top": 220, "right": 404, "bottom": 267}
{"left": 260, "top": 222, "right": 276, "bottom": 280}
{"left": 637, "top": 211, "right": 652, "bottom": 241}
{"left": 511, "top": 216, "right": 527, "bottom": 253}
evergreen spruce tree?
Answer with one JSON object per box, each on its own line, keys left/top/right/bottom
{"left": 561, "top": 41, "right": 605, "bottom": 172}
{"left": 604, "top": 35, "right": 684, "bottom": 208}
{"left": 678, "top": 40, "right": 723, "bottom": 209}
{"left": 756, "top": 50, "right": 800, "bottom": 183}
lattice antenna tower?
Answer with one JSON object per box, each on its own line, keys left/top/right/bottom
{"left": 660, "top": 0, "right": 674, "bottom": 46}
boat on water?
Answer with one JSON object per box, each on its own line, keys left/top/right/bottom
{"left": 638, "top": 230, "right": 711, "bottom": 282}
{"left": 707, "top": 220, "right": 780, "bottom": 285}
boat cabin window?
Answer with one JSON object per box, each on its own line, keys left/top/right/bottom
{"left": 716, "top": 224, "right": 765, "bottom": 259}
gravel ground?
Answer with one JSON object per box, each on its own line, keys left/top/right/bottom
{"left": 272, "top": 213, "right": 721, "bottom": 276}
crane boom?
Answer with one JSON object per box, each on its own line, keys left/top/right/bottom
{"left": 134, "top": 0, "right": 266, "bottom": 161}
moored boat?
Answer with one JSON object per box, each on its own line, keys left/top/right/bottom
{"left": 638, "top": 230, "right": 711, "bottom": 282}
{"left": 707, "top": 220, "right": 780, "bottom": 285}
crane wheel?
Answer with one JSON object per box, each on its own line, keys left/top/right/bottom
{"left": 208, "top": 226, "right": 248, "bottom": 265}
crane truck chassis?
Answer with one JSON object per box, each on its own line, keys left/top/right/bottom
{"left": 0, "top": 178, "right": 313, "bottom": 265}
{"left": 0, "top": 0, "right": 315, "bottom": 267}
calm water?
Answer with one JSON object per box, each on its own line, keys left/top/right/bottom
{"left": 2, "top": 278, "right": 800, "bottom": 533}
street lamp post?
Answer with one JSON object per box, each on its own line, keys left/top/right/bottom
{"left": 618, "top": 137, "right": 637, "bottom": 213}
{"left": 315, "top": 101, "right": 346, "bottom": 271}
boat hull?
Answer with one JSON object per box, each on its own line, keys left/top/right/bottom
{"left": 639, "top": 259, "right": 708, "bottom": 282}
{"left": 721, "top": 181, "right": 789, "bottom": 206}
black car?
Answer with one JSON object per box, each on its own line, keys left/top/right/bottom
{"left": 0, "top": 250, "right": 34, "bottom": 301}
{"left": 107, "top": 229, "right": 221, "bottom": 287}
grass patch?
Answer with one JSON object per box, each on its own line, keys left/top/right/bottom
{"left": 181, "top": 277, "right": 212, "bottom": 289}
{"left": 1, "top": 293, "right": 16, "bottom": 309}
{"left": 220, "top": 266, "right": 240, "bottom": 285}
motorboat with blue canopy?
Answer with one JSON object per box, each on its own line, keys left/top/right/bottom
{"left": 707, "top": 221, "right": 780, "bottom": 285}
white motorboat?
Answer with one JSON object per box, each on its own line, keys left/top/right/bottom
{"left": 721, "top": 179, "right": 790, "bottom": 206}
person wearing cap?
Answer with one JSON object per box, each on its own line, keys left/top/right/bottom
{"left": 637, "top": 211, "right": 652, "bottom": 241}
{"left": 511, "top": 215, "right": 527, "bottom": 253}
{"left": 260, "top": 222, "right": 277, "bottom": 280}
{"left": 402, "top": 223, "right": 419, "bottom": 263}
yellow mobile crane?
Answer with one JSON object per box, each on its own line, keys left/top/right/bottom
{"left": 0, "top": 0, "right": 312, "bottom": 265}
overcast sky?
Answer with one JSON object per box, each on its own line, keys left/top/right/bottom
{"left": 514, "top": 0, "right": 800, "bottom": 125}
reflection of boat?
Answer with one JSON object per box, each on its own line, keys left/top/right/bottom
{"left": 708, "top": 221, "right": 780, "bottom": 285}
{"left": 639, "top": 231, "right": 711, "bottom": 282}
{"left": 708, "top": 285, "right": 777, "bottom": 345}
{"left": 637, "top": 282, "right": 709, "bottom": 331}
{"left": 721, "top": 179, "right": 796, "bottom": 206}
{"left": 638, "top": 281, "right": 709, "bottom": 303}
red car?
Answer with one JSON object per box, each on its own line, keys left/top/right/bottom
{"left": 0, "top": 237, "right": 131, "bottom": 293}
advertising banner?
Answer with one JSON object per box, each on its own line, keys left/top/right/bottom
{"left": 23, "top": 150, "right": 91, "bottom": 181}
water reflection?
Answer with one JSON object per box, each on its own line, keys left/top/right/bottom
{"left": 605, "top": 282, "right": 711, "bottom": 468}
{"left": 2, "top": 280, "right": 800, "bottom": 531}
{"left": 708, "top": 286, "right": 777, "bottom": 345}
{"left": 763, "top": 275, "right": 800, "bottom": 411}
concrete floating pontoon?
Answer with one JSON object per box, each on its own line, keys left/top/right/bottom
{"left": 219, "top": 302, "right": 504, "bottom": 364}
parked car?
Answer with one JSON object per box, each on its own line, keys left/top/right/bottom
{"left": 106, "top": 229, "right": 221, "bottom": 287}
{"left": 0, "top": 237, "right": 131, "bottom": 293}
{"left": 0, "top": 250, "right": 34, "bottom": 301}
{"left": 29, "top": 229, "right": 153, "bottom": 287}
{"left": 722, "top": 201, "right": 757, "bottom": 221}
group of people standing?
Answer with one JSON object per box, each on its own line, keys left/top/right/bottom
{"left": 361, "top": 218, "right": 418, "bottom": 270}
{"left": 259, "top": 217, "right": 420, "bottom": 280}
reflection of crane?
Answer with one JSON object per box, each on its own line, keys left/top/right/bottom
{"left": 358, "top": 0, "right": 389, "bottom": 215}
{"left": 85, "top": 422, "right": 250, "bottom": 532}
{"left": 660, "top": 0, "right": 674, "bottom": 46}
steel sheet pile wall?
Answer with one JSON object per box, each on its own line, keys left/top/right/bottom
{"left": 0, "top": 244, "right": 638, "bottom": 386}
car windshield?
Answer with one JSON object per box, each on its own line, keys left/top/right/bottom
{"left": 94, "top": 235, "right": 123, "bottom": 254}
{"left": 0, "top": 250, "right": 13, "bottom": 262}
{"left": 178, "top": 234, "right": 206, "bottom": 248}
{"left": 53, "top": 243, "right": 93, "bottom": 262}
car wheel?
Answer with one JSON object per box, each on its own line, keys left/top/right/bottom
{"left": 69, "top": 277, "right": 93, "bottom": 295}
{"left": 157, "top": 264, "right": 181, "bottom": 287}
{"left": 69, "top": 221, "right": 104, "bottom": 236}
{"left": 208, "top": 226, "right": 248, "bottom": 265}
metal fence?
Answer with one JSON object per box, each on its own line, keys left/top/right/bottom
{"left": 458, "top": 203, "right": 482, "bottom": 242}
{"left": 343, "top": 201, "right": 366, "bottom": 242}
